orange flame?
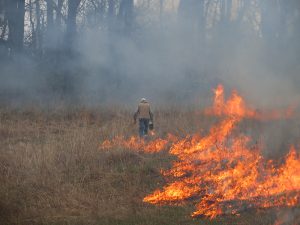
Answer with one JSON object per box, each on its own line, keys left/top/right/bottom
{"left": 205, "top": 84, "right": 295, "bottom": 120}
{"left": 143, "top": 84, "right": 300, "bottom": 218}
{"left": 100, "top": 84, "right": 299, "bottom": 218}
{"left": 205, "top": 84, "right": 256, "bottom": 118}
{"left": 100, "top": 133, "right": 177, "bottom": 153}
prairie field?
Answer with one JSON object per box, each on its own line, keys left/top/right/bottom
{"left": 0, "top": 107, "right": 300, "bottom": 225}
{"left": 1, "top": 0, "right": 300, "bottom": 224}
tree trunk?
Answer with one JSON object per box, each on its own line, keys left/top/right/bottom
{"left": 35, "top": 0, "right": 42, "bottom": 53}
{"left": 178, "top": 0, "right": 205, "bottom": 38}
{"left": 0, "top": 0, "right": 4, "bottom": 21}
{"left": 56, "top": 0, "right": 64, "bottom": 28}
{"left": 118, "top": 0, "right": 134, "bottom": 34}
{"left": 55, "top": 0, "right": 64, "bottom": 51}
{"left": 45, "top": 0, "right": 55, "bottom": 52}
{"left": 29, "top": 0, "right": 35, "bottom": 49}
{"left": 46, "top": 0, "right": 53, "bottom": 29}
{"left": 0, "top": 0, "right": 6, "bottom": 40}
{"left": 65, "top": 0, "right": 81, "bottom": 53}
{"left": 108, "top": 0, "right": 117, "bottom": 31}
{"left": 6, "top": 0, "right": 25, "bottom": 53}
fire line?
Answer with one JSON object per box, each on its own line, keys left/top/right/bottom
{"left": 101, "top": 84, "right": 300, "bottom": 218}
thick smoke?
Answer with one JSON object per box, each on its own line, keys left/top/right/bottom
{"left": 0, "top": 0, "right": 299, "bottom": 110}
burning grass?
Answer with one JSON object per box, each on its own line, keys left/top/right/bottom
{"left": 142, "top": 85, "right": 300, "bottom": 219}
{"left": 1, "top": 88, "right": 300, "bottom": 224}
{"left": 0, "top": 107, "right": 203, "bottom": 225}
{"left": 102, "top": 85, "right": 300, "bottom": 222}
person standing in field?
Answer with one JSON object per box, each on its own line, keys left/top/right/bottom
{"left": 134, "top": 98, "right": 153, "bottom": 138}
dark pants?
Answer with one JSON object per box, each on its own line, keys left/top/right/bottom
{"left": 139, "top": 118, "right": 150, "bottom": 138}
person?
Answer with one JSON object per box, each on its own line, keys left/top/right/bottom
{"left": 134, "top": 98, "right": 153, "bottom": 138}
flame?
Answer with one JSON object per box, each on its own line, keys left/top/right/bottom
{"left": 100, "top": 84, "right": 299, "bottom": 218}
{"left": 100, "top": 133, "right": 178, "bottom": 153}
{"left": 205, "top": 84, "right": 295, "bottom": 120}
{"left": 143, "top": 84, "right": 300, "bottom": 218}
{"left": 205, "top": 84, "right": 256, "bottom": 118}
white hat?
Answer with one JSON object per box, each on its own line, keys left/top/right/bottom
{"left": 141, "top": 98, "right": 146, "bottom": 102}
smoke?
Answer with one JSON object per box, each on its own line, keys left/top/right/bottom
{"left": 0, "top": 0, "right": 299, "bottom": 111}
{"left": 219, "top": 38, "right": 300, "bottom": 109}
{"left": 77, "top": 26, "right": 211, "bottom": 108}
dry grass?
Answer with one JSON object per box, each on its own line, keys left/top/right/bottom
{"left": 0, "top": 108, "right": 299, "bottom": 225}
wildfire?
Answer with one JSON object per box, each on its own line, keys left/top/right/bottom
{"left": 205, "top": 84, "right": 254, "bottom": 117}
{"left": 143, "top": 84, "right": 300, "bottom": 218}
{"left": 101, "top": 84, "right": 300, "bottom": 219}
{"left": 205, "top": 84, "right": 295, "bottom": 120}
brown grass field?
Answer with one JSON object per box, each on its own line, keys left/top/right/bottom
{"left": 0, "top": 107, "right": 300, "bottom": 225}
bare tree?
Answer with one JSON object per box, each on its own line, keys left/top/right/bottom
{"left": 56, "top": 0, "right": 64, "bottom": 28}
{"left": 0, "top": 0, "right": 7, "bottom": 41}
{"left": 65, "top": 0, "right": 81, "bottom": 53}
{"left": 35, "top": 0, "right": 43, "bottom": 52}
{"left": 118, "top": 0, "right": 134, "bottom": 34}
{"left": 6, "top": 0, "right": 25, "bottom": 53}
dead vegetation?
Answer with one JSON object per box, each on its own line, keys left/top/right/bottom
{"left": 0, "top": 108, "right": 299, "bottom": 225}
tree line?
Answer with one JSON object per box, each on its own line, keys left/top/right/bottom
{"left": 0, "top": 1, "right": 299, "bottom": 57}
{"left": 0, "top": 0, "right": 299, "bottom": 105}
{"left": 0, "top": 0, "right": 135, "bottom": 57}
